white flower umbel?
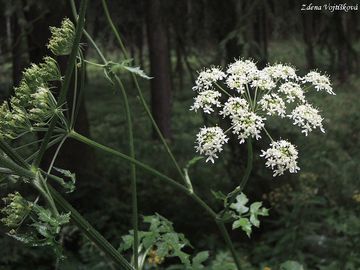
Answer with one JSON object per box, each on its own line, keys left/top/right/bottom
{"left": 192, "top": 67, "right": 226, "bottom": 92}
{"left": 259, "top": 93, "right": 286, "bottom": 117}
{"left": 260, "top": 140, "right": 300, "bottom": 176}
{"left": 220, "top": 97, "right": 249, "bottom": 118}
{"left": 191, "top": 58, "right": 335, "bottom": 177}
{"left": 226, "top": 59, "right": 258, "bottom": 78}
{"left": 231, "top": 111, "right": 265, "bottom": 143}
{"left": 279, "top": 82, "right": 305, "bottom": 103}
{"left": 251, "top": 70, "right": 276, "bottom": 91}
{"left": 303, "top": 71, "right": 335, "bottom": 95}
{"left": 195, "top": 126, "right": 229, "bottom": 163}
{"left": 190, "top": 90, "right": 221, "bottom": 114}
{"left": 225, "top": 74, "right": 247, "bottom": 93}
{"left": 288, "top": 103, "right": 325, "bottom": 136}
{"left": 263, "top": 64, "right": 297, "bottom": 81}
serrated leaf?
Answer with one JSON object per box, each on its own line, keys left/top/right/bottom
{"left": 53, "top": 167, "right": 76, "bottom": 193}
{"left": 108, "top": 60, "right": 152, "bottom": 80}
{"left": 232, "top": 218, "right": 252, "bottom": 237}
{"left": 122, "top": 66, "right": 152, "bottom": 79}
{"left": 249, "top": 201, "right": 269, "bottom": 227}
{"left": 185, "top": 156, "right": 204, "bottom": 169}
{"left": 192, "top": 251, "right": 209, "bottom": 268}
{"left": 230, "top": 193, "right": 249, "bottom": 214}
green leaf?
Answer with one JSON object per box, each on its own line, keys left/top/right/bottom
{"left": 280, "top": 260, "right": 305, "bottom": 270}
{"left": 230, "top": 193, "right": 249, "bottom": 214}
{"left": 108, "top": 60, "right": 152, "bottom": 80}
{"left": 185, "top": 156, "right": 204, "bottom": 169}
{"left": 192, "top": 251, "right": 209, "bottom": 268}
{"left": 211, "top": 190, "right": 227, "bottom": 201}
{"left": 53, "top": 167, "right": 76, "bottom": 193}
{"left": 232, "top": 217, "right": 252, "bottom": 237}
{"left": 249, "top": 201, "right": 269, "bottom": 227}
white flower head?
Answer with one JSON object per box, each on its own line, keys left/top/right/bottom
{"left": 231, "top": 111, "right": 265, "bottom": 143}
{"left": 251, "top": 70, "right": 276, "bottom": 90}
{"left": 279, "top": 82, "right": 305, "bottom": 103}
{"left": 303, "top": 71, "right": 335, "bottom": 95}
{"left": 195, "top": 126, "right": 229, "bottom": 163}
{"left": 263, "top": 64, "right": 297, "bottom": 81}
{"left": 288, "top": 103, "right": 325, "bottom": 136}
{"left": 192, "top": 67, "right": 226, "bottom": 92}
{"left": 259, "top": 93, "right": 286, "bottom": 117}
{"left": 190, "top": 90, "right": 221, "bottom": 114}
{"left": 260, "top": 140, "right": 300, "bottom": 176}
{"left": 220, "top": 97, "right": 249, "bottom": 118}
{"left": 225, "top": 74, "right": 247, "bottom": 93}
{"left": 226, "top": 59, "right": 258, "bottom": 78}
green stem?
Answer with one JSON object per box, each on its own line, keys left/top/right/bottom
{"left": 215, "top": 82, "right": 232, "bottom": 97}
{"left": 73, "top": 50, "right": 86, "bottom": 127}
{"left": 69, "top": 131, "right": 217, "bottom": 219}
{"left": 239, "top": 140, "right": 253, "bottom": 190}
{"left": 263, "top": 127, "right": 274, "bottom": 142}
{"left": 216, "top": 220, "right": 242, "bottom": 269}
{"left": 33, "top": 0, "right": 88, "bottom": 167}
{"left": 0, "top": 141, "right": 29, "bottom": 168}
{"left": 0, "top": 137, "right": 133, "bottom": 269}
{"left": 48, "top": 185, "right": 134, "bottom": 270}
{"left": 112, "top": 75, "right": 139, "bottom": 269}
{"left": 100, "top": 0, "right": 185, "bottom": 183}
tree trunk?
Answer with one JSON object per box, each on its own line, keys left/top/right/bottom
{"left": 302, "top": 13, "right": 315, "bottom": 69}
{"left": 146, "top": 0, "right": 172, "bottom": 139}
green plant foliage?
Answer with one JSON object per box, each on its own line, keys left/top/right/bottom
{"left": 106, "top": 59, "right": 153, "bottom": 80}
{"left": 120, "top": 213, "right": 209, "bottom": 268}
{"left": 1, "top": 192, "right": 70, "bottom": 258}
{"left": 229, "top": 193, "right": 269, "bottom": 237}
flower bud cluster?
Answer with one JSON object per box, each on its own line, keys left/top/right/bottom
{"left": 0, "top": 32, "right": 65, "bottom": 139}
{"left": 1, "top": 192, "right": 32, "bottom": 228}
{"left": 47, "top": 18, "right": 75, "bottom": 56}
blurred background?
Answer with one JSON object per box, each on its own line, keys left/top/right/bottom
{"left": 0, "top": 0, "right": 359, "bottom": 269}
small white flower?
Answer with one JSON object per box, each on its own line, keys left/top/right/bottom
{"left": 192, "top": 67, "right": 226, "bottom": 92}
{"left": 226, "top": 59, "right": 258, "bottom": 78}
{"left": 251, "top": 70, "right": 276, "bottom": 90}
{"left": 263, "top": 64, "right": 297, "bottom": 81}
{"left": 195, "top": 126, "right": 229, "bottom": 163}
{"left": 260, "top": 140, "right": 300, "bottom": 176}
{"left": 231, "top": 111, "right": 265, "bottom": 143}
{"left": 190, "top": 90, "right": 221, "bottom": 114}
{"left": 258, "top": 93, "right": 286, "bottom": 117}
{"left": 225, "top": 74, "right": 248, "bottom": 93}
{"left": 288, "top": 103, "right": 325, "bottom": 136}
{"left": 303, "top": 71, "right": 335, "bottom": 95}
{"left": 279, "top": 82, "right": 305, "bottom": 103}
{"left": 220, "top": 97, "right": 249, "bottom": 118}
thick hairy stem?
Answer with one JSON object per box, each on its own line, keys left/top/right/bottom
{"left": 33, "top": 0, "right": 88, "bottom": 167}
